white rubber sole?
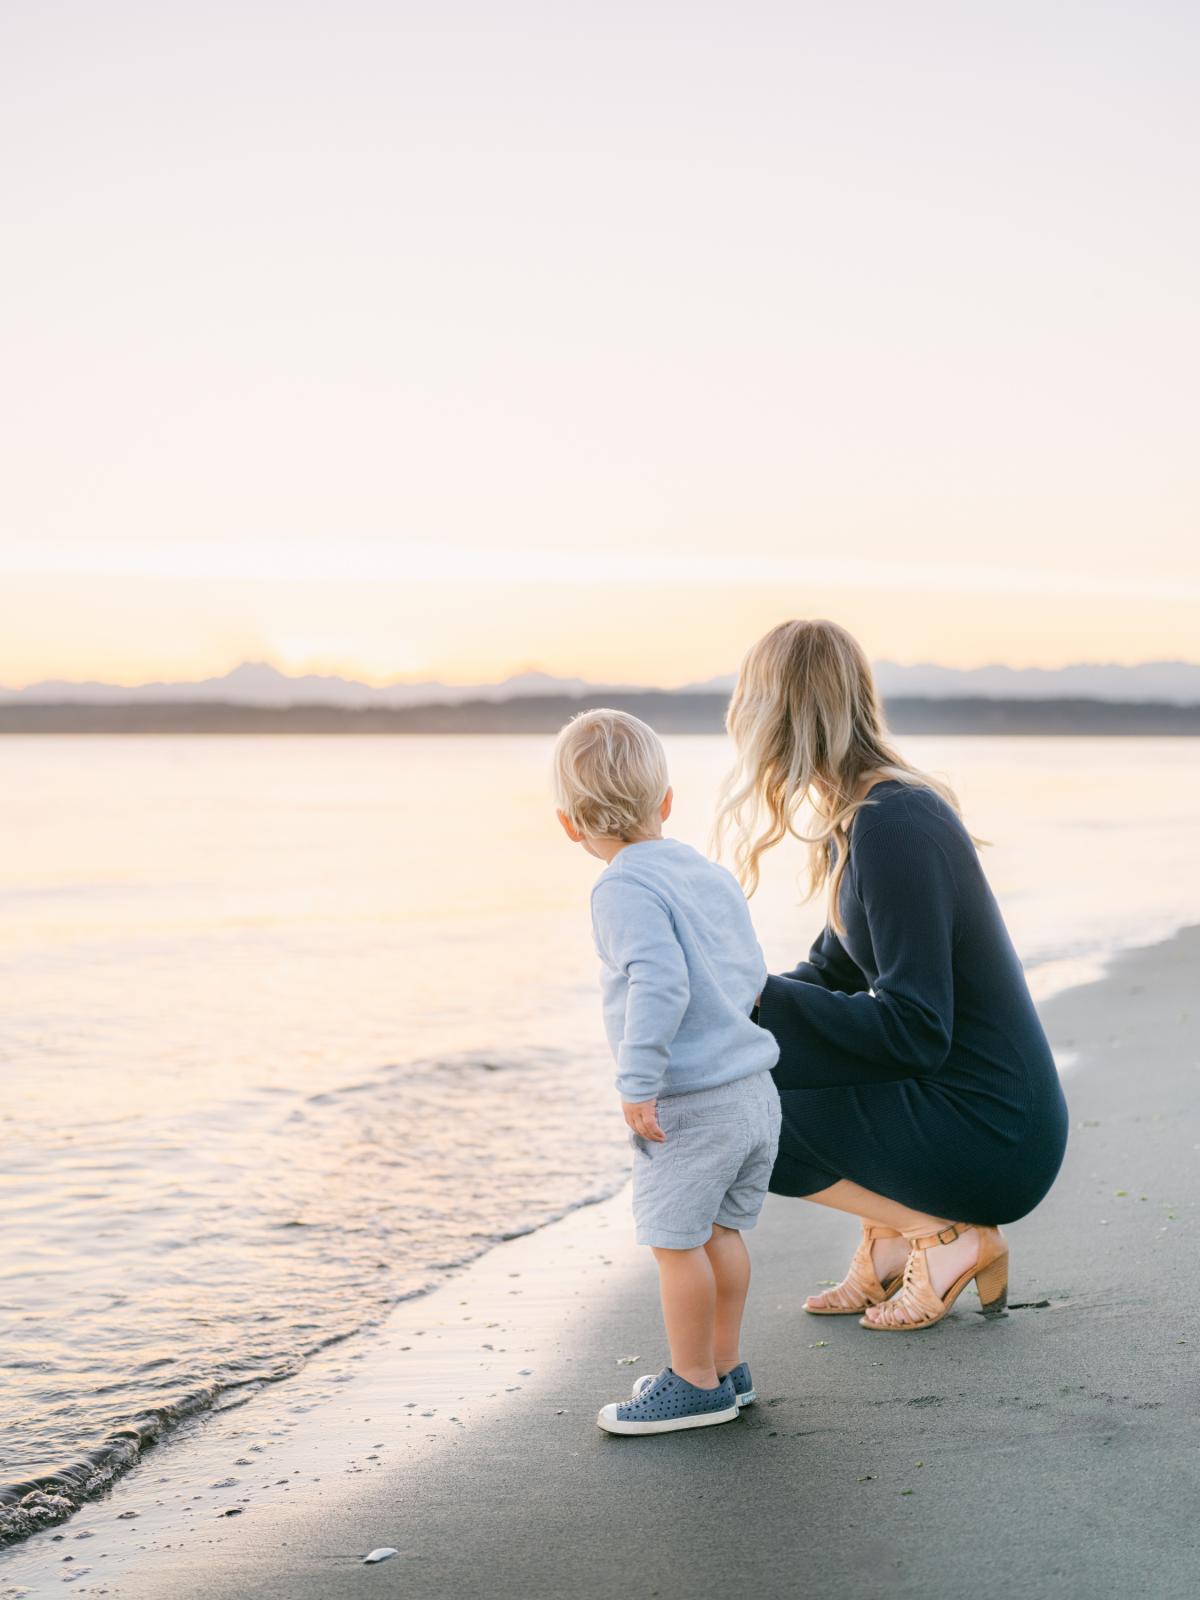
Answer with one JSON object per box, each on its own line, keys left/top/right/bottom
{"left": 596, "top": 1402, "right": 740, "bottom": 1435}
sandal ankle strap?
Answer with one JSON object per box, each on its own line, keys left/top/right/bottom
{"left": 906, "top": 1222, "right": 971, "bottom": 1250}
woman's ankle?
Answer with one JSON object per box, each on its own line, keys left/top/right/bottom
{"left": 871, "top": 1234, "right": 909, "bottom": 1275}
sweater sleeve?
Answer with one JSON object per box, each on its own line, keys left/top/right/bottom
{"left": 592, "top": 877, "right": 691, "bottom": 1103}
{"left": 759, "top": 820, "right": 958, "bottom": 1089}
{"left": 780, "top": 924, "right": 871, "bottom": 994}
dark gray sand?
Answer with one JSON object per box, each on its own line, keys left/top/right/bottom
{"left": 13, "top": 929, "right": 1200, "bottom": 1599}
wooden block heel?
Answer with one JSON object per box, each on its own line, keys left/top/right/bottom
{"left": 975, "top": 1251, "right": 1010, "bottom": 1315}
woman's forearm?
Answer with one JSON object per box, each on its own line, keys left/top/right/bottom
{"left": 761, "top": 972, "right": 951, "bottom": 1089}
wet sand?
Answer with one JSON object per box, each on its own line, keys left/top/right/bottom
{"left": 4, "top": 928, "right": 1198, "bottom": 1600}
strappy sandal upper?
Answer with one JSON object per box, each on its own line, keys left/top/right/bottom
{"left": 805, "top": 1222, "right": 905, "bottom": 1315}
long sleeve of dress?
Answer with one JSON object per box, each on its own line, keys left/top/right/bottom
{"left": 759, "top": 820, "right": 959, "bottom": 1090}
{"left": 780, "top": 924, "right": 872, "bottom": 994}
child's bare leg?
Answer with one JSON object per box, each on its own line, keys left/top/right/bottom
{"left": 704, "top": 1224, "right": 750, "bottom": 1374}
{"left": 651, "top": 1245, "right": 718, "bottom": 1389}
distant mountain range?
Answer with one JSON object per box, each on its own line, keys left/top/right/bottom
{"left": 0, "top": 662, "right": 606, "bottom": 708}
{"left": 687, "top": 660, "right": 1200, "bottom": 704}
{"left": 3, "top": 659, "right": 1200, "bottom": 707}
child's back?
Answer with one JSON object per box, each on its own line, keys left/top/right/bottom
{"left": 592, "top": 838, "right": 779, "bottom": 1104}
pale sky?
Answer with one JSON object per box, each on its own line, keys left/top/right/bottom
{"left": 2, "top": 2, "right": 1198, "bottom": 687}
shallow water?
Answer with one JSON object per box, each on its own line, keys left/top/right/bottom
{"left": 1, "top": 733, "right": 1196, "bottom": 1540}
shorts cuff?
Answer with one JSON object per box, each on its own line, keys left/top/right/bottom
{"left": 636, "top": 1223, "right": 715, "bottom": 1249}
{"left": 714, "top": 1207, "right": 760, "bottom": 1233}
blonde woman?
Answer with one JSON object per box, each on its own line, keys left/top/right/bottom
{"left": 715, "top": 620, "right": 1069, "bottom": 1330}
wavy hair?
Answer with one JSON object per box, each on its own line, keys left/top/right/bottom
{"left": 713, "top": 619, "right": 977, "bottom": 931}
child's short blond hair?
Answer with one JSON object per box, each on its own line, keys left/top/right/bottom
{"left": 553, "top": 708, "right": 670, "bottom": 841}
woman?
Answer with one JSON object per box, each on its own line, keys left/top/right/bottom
{"left": 715, "top": 620, "right": 1069, "bottom": 1330}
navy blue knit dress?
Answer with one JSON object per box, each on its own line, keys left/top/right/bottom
{"left": 758, "top": 781, "right": 1068, "bottom": 1224}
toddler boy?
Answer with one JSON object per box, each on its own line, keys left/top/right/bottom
{"left": 553, "top": 708, "right": 781, "bottom": 1434}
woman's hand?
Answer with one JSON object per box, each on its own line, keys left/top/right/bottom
{"left": 622, "top": 1098, "right": 666, "bottom": 1142}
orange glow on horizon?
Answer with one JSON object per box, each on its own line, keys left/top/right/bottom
{"left": 2, "top": 571, "right": 1197, "bottom": 691}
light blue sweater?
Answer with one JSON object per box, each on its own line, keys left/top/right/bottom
{"left": 590, "top": 838, "right": 780, "bottom": 1102}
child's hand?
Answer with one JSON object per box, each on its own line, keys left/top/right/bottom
{"left": 622, "top": 1098, "right": 666, "bottom": 1142}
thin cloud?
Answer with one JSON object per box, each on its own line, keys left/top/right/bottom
{"left": 2, "top": 541, "right": 1195, "bottom": 601}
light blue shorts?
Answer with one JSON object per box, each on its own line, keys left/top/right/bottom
{"left": 630, "top": 1072, "right": 782, "bottom": 1249}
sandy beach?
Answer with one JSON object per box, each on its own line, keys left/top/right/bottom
{"left": 4, "top": 926, "right": 1197, "bottom": 1600}
{"left": 8, "top": 2, "right": 1198, "bottom": 1592}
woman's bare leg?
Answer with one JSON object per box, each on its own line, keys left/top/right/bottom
{"left": 807, "top": 1177, "right": 948, "bottom": 1232}
{"left": 806, "top": 1179, "right": 981, "bottom": 1305}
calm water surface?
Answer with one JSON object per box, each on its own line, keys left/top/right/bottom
{"left": 1, "top": 734, "right": 1197, "bottom": 1539}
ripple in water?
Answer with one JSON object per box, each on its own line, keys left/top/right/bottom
{"left": 0, "top": 1045, "right": 626, "bottom": 1544}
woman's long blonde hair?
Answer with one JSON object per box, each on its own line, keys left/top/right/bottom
{"left": 713, "top": 619, "right": 975, "bottom": 932}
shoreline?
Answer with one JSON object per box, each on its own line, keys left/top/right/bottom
{"left": 0, "top": 1193, "right": 644, "bottom": 1597}
{"left": 4, "top": 925, "right": 1199, "bottom": 1598}
{"left": 0, "top": 1176, "right": 631, "bottom": 1554}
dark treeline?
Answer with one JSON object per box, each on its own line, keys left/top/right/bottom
{"left": 3, "top": 695, "right": 1200, "bottom": 735}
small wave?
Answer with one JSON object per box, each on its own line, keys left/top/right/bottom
{"left": 0, "top": 1347, "right": 330, "bottom": 1548}
{"left": 0, "top": 1385, "right": 222, "bottom": 1546}
{"left": 0, "top": 1173, "right": 627, "bottom": 1549}
{"left": 302, "top": 1046, "right": 579, "bottom": 1105}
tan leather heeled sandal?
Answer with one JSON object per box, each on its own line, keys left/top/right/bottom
{"left": 805, "top": 1222, "right": 907, "bottom": 1316}
{"left": 859, "top": 1223, "right": 1009, "bottom": 1331}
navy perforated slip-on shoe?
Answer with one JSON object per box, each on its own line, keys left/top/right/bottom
{"left": 597, "top": 1368, "right": 739, "bottom": 1435}
{"left": 632, "top": 1360, "right": 757, "bottom": 1408}
{"left": 721, "top": 1361, "right": 757, "bottom": 1406}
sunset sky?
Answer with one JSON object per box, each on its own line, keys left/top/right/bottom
{"left": 3, "top": 2, "right": 1198, "bottom": 688}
